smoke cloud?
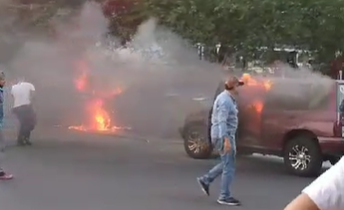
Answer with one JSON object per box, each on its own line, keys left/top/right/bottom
{"left": 0, "top": 1, "right": 336, "bottom": 140}
{"left": 3, "top": 1, "right": 223, "bottom": 139}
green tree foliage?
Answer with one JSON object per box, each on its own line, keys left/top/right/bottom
{"left": 138, "top": 0, "right": 344, "bottom": 62}
{"left": 5, "top": 0, "right": 344, "bottom": 63}
{"left": 103, "top": 0, "right": 140, "bottom": 40}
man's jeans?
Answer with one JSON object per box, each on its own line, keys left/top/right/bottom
{"left": 200, "top": 137, "right": 236, "bottom": 199}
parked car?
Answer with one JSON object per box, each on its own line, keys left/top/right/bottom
{"left": 179, "top": 77, "right": 343, "bottom": 177}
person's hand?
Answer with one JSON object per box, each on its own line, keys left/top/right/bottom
{"left": 224, "top": 137, "right": 231, "bottom": 153}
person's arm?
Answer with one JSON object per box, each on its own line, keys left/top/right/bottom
{"left": 284, "top": 193, "right": 320, "bottom": 210}
{"left": 284, "top": 157, "right": 344, "bottom": 210}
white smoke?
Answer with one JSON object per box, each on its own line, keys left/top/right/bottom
{"left": 5, "top": 1, "right": 222, "bottom": 138}
{"left": 1, "top": 1, "right": 335, "bottom": 139}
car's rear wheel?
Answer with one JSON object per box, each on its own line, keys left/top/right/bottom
{"left": 183, "top": 124, "right": 212, "bottom": 159}
{"left": 283, "top": 136, "right": 322, "bottom": 177}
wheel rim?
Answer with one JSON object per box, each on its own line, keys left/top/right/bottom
{"left": 288, "top": 145, "right": 311, "bottom": 171}
{"left": 187, "top": 130, "right": 208, "bottom": 154}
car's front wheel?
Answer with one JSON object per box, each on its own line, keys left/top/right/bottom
{"left": 283, "top": 136, "right": 323, "bottom": 177}
{"left": 183, "top": 124, "right": 212, "bottom": 159}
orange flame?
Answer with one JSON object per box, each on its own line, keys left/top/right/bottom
{"left": 240, "top": 73, "right": 272, "bottom": 113}
{"left": 90, "top": 99, "right": 111, "bottom": 131}
{"left": 252, "top": 101, "right": 263, "bottom": 113}
{"left": 69, "top": 59, "right": 130, "bottom": 133}
{"left": 242, "top": 73, "right": 259, "bottom": 86}
{"left": 241, "top": 73, "right": 272, "bottom": 91}
{"left": 263, "top": 80, "right": 272, "bottom": 90}
{"left": 68, "top": 99, "right": 112, "bottom": 132}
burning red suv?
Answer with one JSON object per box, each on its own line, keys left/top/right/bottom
{"left": 180, "top": 75, "right": 343, "bottom": 177}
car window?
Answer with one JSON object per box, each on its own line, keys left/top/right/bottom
{"left": 264, "top": 81, "right": 332, "bottom": 111}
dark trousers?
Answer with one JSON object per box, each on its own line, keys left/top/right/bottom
{"left": 12, "top": 105, "right": 36, "bottom": 142}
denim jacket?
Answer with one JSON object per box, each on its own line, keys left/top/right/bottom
{"left": 210, "top": 90, "right": 238, "bottom": 148}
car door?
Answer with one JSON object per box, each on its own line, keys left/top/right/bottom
{"left": 236, "top": 86, "right": 266, "bottom": 147}
{"left": 260, "top": 101, "right": 288, "bottom": 150}
{"left": 260, "top": 82, "right": 311, "bottom": 150}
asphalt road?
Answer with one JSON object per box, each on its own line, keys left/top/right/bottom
{"left": 0, "top": 130, "right": 317, "bottom": 210}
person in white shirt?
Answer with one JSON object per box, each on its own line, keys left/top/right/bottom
{"left": 11, "top": 80, "right": 36, "bottom": 146}
{"left": 284, "top": 156, "right": 344, "bottom": 210}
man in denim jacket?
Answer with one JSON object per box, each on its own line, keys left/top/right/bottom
{"left": 0, "top": 72, "right": 13, "bottom": 180}
{"left": 197, "top": 76, "right": 243, "bottom": 206}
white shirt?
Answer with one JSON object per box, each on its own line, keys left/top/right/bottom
{"left": 11, "top": 82, "right": 35, "bottom": 108}
{"left": 302, "top": 157, "right": 344, "bottom": 210}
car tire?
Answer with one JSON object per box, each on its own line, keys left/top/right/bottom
{"left": 283, "top": 136, "right": 322, "bottom": 177}
{"left": 183, "top": 124, "right": 212, "bottom": 159}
